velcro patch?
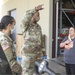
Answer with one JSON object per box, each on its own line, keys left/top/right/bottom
{"left": 2, "top": 44, "right": 10, "bottom": 51}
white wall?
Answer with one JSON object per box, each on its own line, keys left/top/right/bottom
{"left": 0, "top": 0, "right": 3, "bottom": 20}
{"left": 0, "top": 0, "right": 53, "bottom": 59}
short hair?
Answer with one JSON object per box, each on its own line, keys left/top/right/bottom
{"left": 69, "top": 26, "right": 75, "bottom": 29}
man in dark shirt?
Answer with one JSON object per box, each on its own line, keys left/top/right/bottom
{"left": 60, "top": 27, "right": 75, "bottom": 75}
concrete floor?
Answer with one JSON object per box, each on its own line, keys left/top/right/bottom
{"left": 42, "top": 56, "right": 66, "bottom": 75}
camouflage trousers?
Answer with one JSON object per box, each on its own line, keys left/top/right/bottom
{"left": 11, "top": 61, "right": 22, "bottom": 75}
{"left": 21, "top": 49, "right": 43, "bottom": 75}
{"left": 21, "top": 55, "right": 36, "bottom": 75}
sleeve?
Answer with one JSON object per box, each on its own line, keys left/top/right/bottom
{"left": 20, "top": 9, "right": 38, "bottom": 33}
{"left": 61, "top": 36, "right": 68, "bottom": 43}
{"left": 37, "top": 26, "right": 42, "bottom": 46}
{"left": 0, "top": 39, "right": 15, "bottom": 62}
{"left": 1, "top": 39, "right": 22, "bottom": 73}
{"left": 35, "top": 25, "right": 42, "bottom": 50}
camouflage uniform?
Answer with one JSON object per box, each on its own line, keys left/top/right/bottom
{"left": 21, "top": 9, "right": 43, "bottom": 75}
{"left": 0, "top": 31, "right": 22, "bottom": 75}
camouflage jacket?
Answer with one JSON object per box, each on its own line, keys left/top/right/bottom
{"left": 0, "top": 31, "right": 22, "bottom": 74}
{"left": 0, "top": 31, "right": 16, "bottom": 60}
{"left": 21, "top": 9, "right": 42, "bottom": 55}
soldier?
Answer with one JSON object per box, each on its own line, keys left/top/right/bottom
{"left": 0, "top": 15, "right": 22, "bottom": 75}
{"left": 21, "top": 4, "right": 44, "bottom": 75}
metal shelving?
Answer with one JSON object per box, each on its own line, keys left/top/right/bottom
{"left": 59, "top": 0, "right": 75, "bottom": 30}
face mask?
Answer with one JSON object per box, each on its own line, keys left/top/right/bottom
{"left": 11, "top": 29, "right": 14, "bottom": 34}
{"left": 35, "top": 17, "right": 40, "bottom": 22}
{"left": 10, "top": 26, "right": 15, "bottom": 34}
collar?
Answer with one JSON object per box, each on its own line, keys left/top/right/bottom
{"left": 0, "top": 31, "right": 13, "bottom": 42}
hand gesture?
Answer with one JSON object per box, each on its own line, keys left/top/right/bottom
{"left": 35, "top": 4, "right": 44, "bottom": 11}
{"left": 65, "top": 41, "right": 73, "bottom": 50}
{"left": 69, "top": 41, "right": 73, "bottom": 48}
{"left": 65, "top": 40, "right": 71, "bottom": 45}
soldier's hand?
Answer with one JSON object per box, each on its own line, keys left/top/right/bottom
{"left": 35, "top": 4, "right": 44, "bottom": 11}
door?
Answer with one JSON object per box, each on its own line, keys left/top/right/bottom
{"left": 9, "top": 9, "right": 16, "bottom": 42}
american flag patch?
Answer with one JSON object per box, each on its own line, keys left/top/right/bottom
{"left": 2, "top": 44, "right": 10, "bottom": 51}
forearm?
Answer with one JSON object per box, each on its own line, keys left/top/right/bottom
{"left": 60, "top": 42, "right": 66, "bottom": 48}
{"left": 21, "top": 9, "right": 37, "bottom": 32}
{"left": 21, "top": 9, "right": 37, "bottom": 26}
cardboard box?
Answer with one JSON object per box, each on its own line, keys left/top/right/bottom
{"left": 16, "top": 34, "right": 24, "bottom": 58}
